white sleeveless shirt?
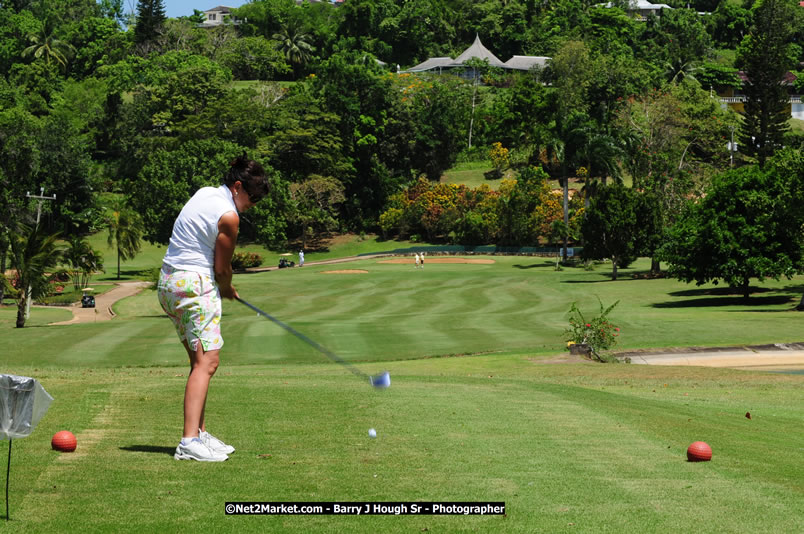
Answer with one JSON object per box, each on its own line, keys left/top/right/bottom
{"left": 163, "top": 185, "right": 237, "bottom": 278}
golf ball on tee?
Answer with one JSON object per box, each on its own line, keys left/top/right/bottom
{"left": 368, "top": 428, "right": 377, "bottom": 438}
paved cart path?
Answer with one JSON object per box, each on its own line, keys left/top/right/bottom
{"left": 617, "top": 343, "right": 804, "bottom": 372}
{"left": 47, "top": 281, "right": 151, "bottom": 325}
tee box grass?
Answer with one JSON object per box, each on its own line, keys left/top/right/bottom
{"left": 2, "top": 254, "right": 804, "bottom": 532}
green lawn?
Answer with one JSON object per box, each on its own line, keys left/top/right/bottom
{"left": 3, "top": 356, "right": 803, "bottom": 532}
{"left": 3, "top": 255, "right": 804, "bottom": 532}
{"left": 440, "top": 160, "right": 634, "bottom": 192}
{"left": 84, "top": 231, "right": 417, "bottom": 282}
{"left": 440, "top": 160, "right": 507, "bottom": 190}
{"left": 7, "top": 256, "right": 804, "bottom": 368}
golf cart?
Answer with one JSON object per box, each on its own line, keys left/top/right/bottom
{"left": 81, "top": 287, "right": 95, "bottom": 308}
{"left": 278, "top": 258, "right": 295, "bottom": 269}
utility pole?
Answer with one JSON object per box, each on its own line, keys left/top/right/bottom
{"left": 24, "top": 187, "right": 56, "bottom": 319}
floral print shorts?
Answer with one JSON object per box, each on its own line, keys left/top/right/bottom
{"left": 157, "top": 265, "right": 223, "bottom": 352}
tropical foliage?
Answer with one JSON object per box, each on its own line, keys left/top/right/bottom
{"left": 7, "top": 224, "right": 64, "bottom": 328}
{"left": 659, "top": 154, "right": 804, "bottom": 299}
{"left": 0, "top": 0, "right": 802, "bottom": 319}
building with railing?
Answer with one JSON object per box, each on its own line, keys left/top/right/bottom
{"left": 718, "top": 71, "right": 802, "bottom": 119}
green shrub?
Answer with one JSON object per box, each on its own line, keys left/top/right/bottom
{"left": 38, "top": 289, "right": 83, "bottom": 305}
{"left": 231, "top": 251, "right": 263, "bottom": 270}
{"left": 564, "top": 298, "right": 621, "bottom": 362}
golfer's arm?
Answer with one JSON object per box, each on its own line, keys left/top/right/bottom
{"left": 214, "top": 211, "right": 239, "bottom": 298}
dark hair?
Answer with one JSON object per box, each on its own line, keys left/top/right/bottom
{"left": 224, "top": 152, "right": 269, "bottom": 203}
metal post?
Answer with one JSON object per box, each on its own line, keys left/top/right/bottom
{"left": 729, "top": 126, "right": 735, "bottom": 168}
{"left": 5, "top": 438, "right": 10, "bottom": 521}
{"left": 24, "top": 188, "right": 56, "bottom": 319}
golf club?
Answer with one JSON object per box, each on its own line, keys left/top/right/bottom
{"left": 235, "top": 296, "right": 390, "bottom": 388}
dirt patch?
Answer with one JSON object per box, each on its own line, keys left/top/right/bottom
{"left": 379, "top": 257, "right": 495, "bottom": 264}
{"left": 320, "top": 269, "right": 369, "bottom": 274}
{"left": 531, "top": 353, "right": 595, "bottom": 365}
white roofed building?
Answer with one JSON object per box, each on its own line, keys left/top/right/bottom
{"left": 452, "top": 35, "right": 507, "bottom": 69}
{"left": 403, "top": 35, "right": 550, "bottom": 76}
{"left": 199, "top": 6, "right": 242, "bottom": 27}
{"left": 598, "top": 1, "right": 672, "bottom": 20}
{"left": 505, "top": 56, "right": 551, "bottom": 71}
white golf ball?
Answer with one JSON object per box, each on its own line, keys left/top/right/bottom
{"left": 368, "top": 428, "right": 377, "bottom": 438}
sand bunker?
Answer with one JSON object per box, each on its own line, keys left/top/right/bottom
{"left": 320, "top": 269, "right": 369, "bottom": 274}
{"left": 379, "top": 257, "right": 495, "bottom": 264}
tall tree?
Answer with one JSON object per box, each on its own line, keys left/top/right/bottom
{"left": 64, "top": 236, "right": 103, "bottom": 291}
{"left": 581, "top": 184, "right": 661, "bottom": 281}
{"left": 547, "top": 110, "right": 593, "bottom": 260}
{"left": 22, "top": 17, "right": 75, "bottom": 71}
{"left": 548, "top": 41, "right": 595, "bottom": 260}
{"left": 655, "top": 8, "right": 713, "bottom": 85}
{"left": 314, "top": 50, "right": 415, "bottom": 229}
{"left": 660, "top": 163, "right": 804, "bottom": 300}
{"left": 736, "top": 0, "right": 799, "bottom": 168}
{"left": 134, "top": 0, "right": 166, "bottom": 45}
{"left": 106, "top": 199, "right": 144, "bottom": 280}
{"left": 288, "top": 175, "right": 345, "bottom": 249}
{"left": 272, "top": 21, "right": 315, "bottom": 73}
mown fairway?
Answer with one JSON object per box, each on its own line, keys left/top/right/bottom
{"left": 5, "top": 256, "right": 804, "bottom": 368}
{"left": 3, "top": 256, "right": 804, "bottom": 532}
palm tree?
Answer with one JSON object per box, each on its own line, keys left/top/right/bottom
{"left": 106, "top": 200, "right": 144, "bottom": 280}
{"left": 7, "top": 224, "right": 63, "bottom": 328}
{"left": 664, "top": 59, "right": 698, "bottom": 85}
{"left": 64, "top": 236, "right": 103, "bottom": 291}
{"left": 272, "top": 22, "right": 314, "bottom": 70}
{"left": 544, "top": 112, "right": 591, "bottom": 260}
{"left": 22, "top": 18, "right": 75, "bottom": 71}
{"left": 580, "top": 130, "right": 624, "bottom": 188}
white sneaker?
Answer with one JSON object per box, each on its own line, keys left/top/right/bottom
{"left": 174, "top": 438, "right": 228, "bottom": 462}
{"left": 199, "top": 429, "right": 235, "bottom": 455}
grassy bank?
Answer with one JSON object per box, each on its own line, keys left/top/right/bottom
{"left": 3, "top": 254, "right": 804, "bottom": 532}
{"left": 3, "top": 356, "right": 802, "bottom": 532}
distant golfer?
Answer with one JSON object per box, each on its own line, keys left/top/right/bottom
{"left": 299, "top": 249, "right": 304, "bottom": 267}
{"left": 420, "top": 252, "right": 424, "bottom": 268}
{"left": 157, "top": 153, "right": 269, "bottom": 462}
{"left": 415, "top": 253, "right": 420, "bottom": 269}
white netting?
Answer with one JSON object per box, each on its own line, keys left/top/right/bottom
{"left": 0, "top": 374, "right": 53, "bottom": 439}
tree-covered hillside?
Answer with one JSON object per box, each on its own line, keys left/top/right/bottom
{"left": 1, "top": 0, "right": 802, "bottom": 298}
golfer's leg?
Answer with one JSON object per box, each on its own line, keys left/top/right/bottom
{"left": 183, "top": 342, "right": 220, "bottom": 438}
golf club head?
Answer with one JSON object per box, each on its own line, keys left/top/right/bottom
{"left": 370, "top": 372, "right": 391, "bottom": 389}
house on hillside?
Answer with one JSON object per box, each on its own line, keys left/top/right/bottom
{"left": 403, "top": 35, "right": 550, "bottom": 77}
{"left": 198, "top": 6, "right": 242, "bottom": 27}
{"left": 598, "top": 0, "right": 672, "bottom": 20}
{"left": 718, "top": 71, "right": 802, "bottom": 119}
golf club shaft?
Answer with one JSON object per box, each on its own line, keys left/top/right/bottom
{"left": 235, "top": 297, "right": 368, "bottom": 380}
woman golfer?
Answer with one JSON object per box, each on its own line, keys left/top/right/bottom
{"left": 158, "top": 154, "right": 269, "bottom": 461}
